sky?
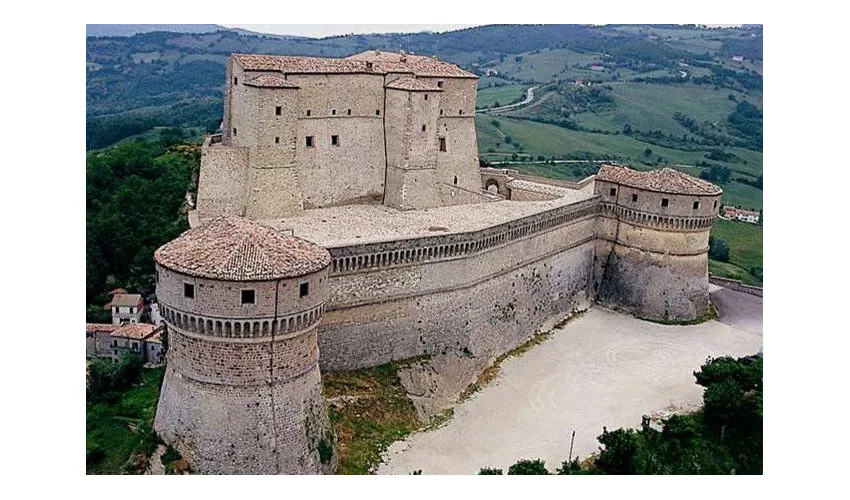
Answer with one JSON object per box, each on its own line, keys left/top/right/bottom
{"left": 220, "top": 24, "right": 480, "bottom": 38}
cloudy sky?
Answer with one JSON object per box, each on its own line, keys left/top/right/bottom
{"left": 221, "top": 24, "right": 479, "bottom": 38}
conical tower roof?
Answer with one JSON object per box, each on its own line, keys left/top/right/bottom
{"left": 154, "top": 216, "right": 330, "bottom": 281}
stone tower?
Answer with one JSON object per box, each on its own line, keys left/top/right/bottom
{"left": 594, "top": 165, "right": 722, "bottom": 322}
{"left": 153, "top": 216, "right": 336, "bottom": 474}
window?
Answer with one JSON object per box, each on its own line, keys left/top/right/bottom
{"left": 424, "top": 94, "right": 428, "bottom": 101}
{"left": 232, "top": 127, "right": 237, "bottom": 137}
{"left": 632, "top": 194, "right": 638, "bottom": 202}
{"left": 347, "top": 109, "right": 352, "bottom": 115}
{"left": 132, "top": 342, "right": 139, "bottom": 350}
{"left": 453, "top": 175, "right": 458, "bottom": 185}
{"left": 299, "top": 282, "right": 309, "bottom": 298}
{"left": 331, "top": 135, "right": 339, "bottom": 146}
{"left": 422, "top": 125, "right": 426, "bottom": 132}
{"left": 693, "top": 201, "right": 700, "bottom": 210}
{"left": 440, "top": 109, "right": 444, "bottom": 115}
{"left": 609, "top": 188, "right": 617, "bottom": 197}
{"left": 113, "top": 307, "right": 118, "bottom": 314}
{"left": 306, "top": 110, "right": 311, "bottom": 117}
{"left": 112, "top": 340, "right": 117, "bottom": 348}
{"left": 275, "top": 137, "right": 280, "bottom": 144}
{"left": 376, "top": 109, "right": 381, "bottom": 116}
{"left": 233, "top": 77, "right": 238, "bottom": 85}
{"left": 241, "top": 289, "right": 255, "bottom": 305}
{"left": 306, "top": 136, "right": 314, "bottom": 148}
{"left": 184, "top": 283, "right": 194, "bottom": 299}
{"left": 437, "top": 81, "right": 444, "bottom": 88}
{"left": 459, "top": 109, "right": 464, "bottom": 115}
{"left": 661, "top": 198, "right": 669, "bottom": 208}
{"left": 439, "top": 137, "right": 446, "bottom": 152}
{"left": 331, "top": 109, "right": 337, "bottom": 115}
{"left": 713, "top": 200, "right": 718, "bottom": 209}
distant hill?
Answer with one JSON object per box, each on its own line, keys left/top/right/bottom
{"left": 86, "top": 24, "right": 225, "bottom": 37}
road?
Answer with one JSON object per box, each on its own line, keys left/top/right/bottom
{"left": 377, "top": 288, "right": 763, "bottom": 474}
{"left": 484, "top": 86, "right": 539, "bottom": 114}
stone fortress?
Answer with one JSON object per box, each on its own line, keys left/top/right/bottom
{"left": 153, "top": 51, "right": 722, "bottom": 474}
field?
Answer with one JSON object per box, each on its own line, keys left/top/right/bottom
{"left": 476, "top": 84, "right": 527, "bottom": 109}
{"left": 710, "top": 218, "right": 763, "bottom": 273}
{"left": 86, "top": 367, "right": 164, "bottom": 474}
{"left": 487, "top": 47, "right": 604, "bottom": 83}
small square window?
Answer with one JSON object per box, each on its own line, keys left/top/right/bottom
{"left": 632, "top": 193, "right": 638, "bottom": 202}
{"left": 241, "top": 289, "right": 255, "bottom": 305}
{"left": 184, "top": 283, "right": 194, "bottom": 299}
{"left": 376, "top": 109, "right": 381, "bottom": 116}
{"left": 713, "top": 200, "right": 718, "bottom": 209}
{"left": 233, "top": 77, "right": 238, "bottom": 85}
{"left": 459, "top": 109, "right": 464, "bottom": 115}
{"left": 440, "top": 109, "right": 444, "bottom": 115}
{"left": 232, "top": 127, "right": 237, "bottom": 136}
{"left": 424, "top": 94, "right": 428, "bottom": 101}
{"left": 306, "top": 110, "right": 311, "bottom": 117}
{"left": 661, "top": 198, "right": 669, "bottom": 208}
{"left": 609, "top": 187, "right": 617, "bottom": 197}
{"left": 437, "top": 81, "right": 444, "bottom": 88}
{"left": 331, "top": 109, "right": 337, "bottom": 116}
{"left": 275, "top": 106, "right": 282, "bottom": 116}
{"left": 439, "top": 137, "right": 446, "bottom": 152}
{"left": 693, "top": 201, "right": 700, "bottom": 210}
{"left": 306, "top": 136, "right": 314, "bottom": 148}
{"left": 347, "top": 109, "right": 352, "bottom": 115}
{"left": 422, "top": 125, "right": 426, "bottom": 132}
{"left": 332, "top": 135, "right": 339, "bottom": 146}
{"left": 299, "top": 282, "right": 309, "bottom": 298}
{"left": 275, "top": 137, "right": 280, "bottom": 144}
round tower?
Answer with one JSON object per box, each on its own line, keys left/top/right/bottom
{"left": 153, "top": 216, "right": 336, "bottom": 474}
{"left": 594, "top": 165, "right": 722, "bottom": 322}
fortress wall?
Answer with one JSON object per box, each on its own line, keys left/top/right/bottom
{"left": 436, "top": 116, "right": 480, "bottom": 195}
{"left": 510, "top": 187, "right": 558, "bottom": 201}
{"left": 288, "top": 73, "right": 386, "bottom": 119}
{"left": 154, "top": 266, "right": 327, "bottom": 320}
{"left": 316, "top": 200, "right": 599, "bottom": 370}
{"left": 228, "top": 66, "right": 259, "bottom": 150}
{"left": 596, "top": 179, "right": 721, "bottom": 218}
{"left": 421, "top": 77, "right": 477, "bottom": 117}
{"left": 155, "top": 360, "right": 333, "bottom": 474}
{"left": 196, "top": 141, "right": 249, "bottom": 220}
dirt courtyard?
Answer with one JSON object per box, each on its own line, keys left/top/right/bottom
{"left": 377, "top": 288, "right": 763, "bottom": 474}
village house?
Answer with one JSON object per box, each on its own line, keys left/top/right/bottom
{"left": 105, "top": 293, "right": 144, "bottom": 325}
{"left": 722, "top": 205, "right": 760, "bottom": 224}
{"left": 86, "top": 322, "right": 164, "bottom": 365}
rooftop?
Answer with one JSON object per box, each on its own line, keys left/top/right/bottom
{"left": 596, "top": 165, "right": 722, "bottom": 196}
{"left": 155, "top": 216, "right": 331, "bottom": 281}
{"left": 260, "top": 181, "right": 596, "bottom": 248}
{"left": 86, "top": 323, "right": 118, "bottom": 334}
{"left": 109, "top": 294, "right": 143, "bottom": 307}
{"left": 110, "top": 323, "right": 158, "bottom": 340}
{"left": 385, "top": 77, "right": 444, "bottom": 92}
{"left": 244, "top": 74, "right": 300, "bottom": 89}
{"left": 232, "top": 51, "right": 477, "bottom": 79}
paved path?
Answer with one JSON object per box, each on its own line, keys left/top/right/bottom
{"left": 485, "top": 86, "right": 539, "bottom": 114}
{"left": 377, "top": 298, "right": 763, "bottom": 474}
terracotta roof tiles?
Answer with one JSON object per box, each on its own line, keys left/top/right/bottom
{"left": 385, "top": 77, "right": 444, "bottom": 92}
{"left": 86, "top": 323, "right": 118, "bottom": 334}
{"left": 109, "top": 294, "right": 143, "bottom": 307}
{"left": 596, "top": 164, "right": 722, "bottom": 196}
{"left": 155, "top": 216, "right": 331, "bottom": 281}
{"left": 244, "top": 74, "right": 300, "bottom": 88}
{"left": 110, "top": 323, "right": 158, "bottom": 340}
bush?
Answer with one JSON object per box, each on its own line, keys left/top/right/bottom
{"left": 708, "top": 236, "right": 730, "bottom": 262}
{"left": 478, "top": 467, "right": 503, "bottom": 475}
{"left": 87, "top": 352, "right": 145, "bottom": 403}
{"left": 507, "top": 459, "right": 549, "bottom": 475}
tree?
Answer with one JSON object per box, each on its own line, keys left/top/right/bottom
{"left": 643, "top": 148, "right": 653, "bottom": 158}
{"left": 708, "top": 236, "right": 730, "bottom": 262}
{"left": 478, "top": 467, "right": 503, "bottom": 475}
{"left": 622, "top": 123, "right": 633, "bottom": 135}
{"left": 507, "top": 459, "right": 549, "bottom": 475}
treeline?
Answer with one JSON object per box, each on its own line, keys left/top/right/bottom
{"left": 87, "top": 98, "right": 222, "bottom": 150}
{"left": 478, "top": 355, "right": 763, "bottom": 475}
{"left": 86, "top": 136, "right": 199, "bottom": 315}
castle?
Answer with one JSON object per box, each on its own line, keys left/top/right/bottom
{"left": 153, "top": 51, "right": 722, "bottom": 474}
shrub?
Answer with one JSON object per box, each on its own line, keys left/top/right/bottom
{"left": 507, "top": 459, "right": 549, "bottom": 475}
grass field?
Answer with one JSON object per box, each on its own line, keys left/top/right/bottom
{"left": 476, "top": 84, "right": 527, "bottom": 109}
{"left": 86, "top": 367, "right": 164, "bottom": 474}
{"left": 489, "top": 47, "right": 603, "bottom": 83}
{"left": 710, "top": 218, "right": 763, "bottom": 272}
{"left": 323, "top": 362, "right": 420, "bottom": 475}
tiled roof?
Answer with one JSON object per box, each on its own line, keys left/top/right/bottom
{"left": 596, "top": 164, "right": 722, "bottom": 196}
{"left": 86, "top": 323, "right": 118, "bottom": 333}
{"left": 155, "top": 216, "right": 331, "bottom": 281}
{"left": 110, "top": 323, "right": 157, "bottom": 340}
{"left": 233, "top": 54, "right": 375, "bottom": 74}
{"left": 110, "top": 294, "right": 143, "bottom": 307}
{"left": 231, "top": 51, "right": 477, "bottom": 79}
{"left": 147, "top": 330, "right": 163, "bottom": 344}
{"left": 348, "top": 50, "right": 478, "bottom": 78}
{"left": 244, "top": 74, "right": 300, "bottom": 88}
{"left": 385, "top": 77, "right": 444, "bottom": 92}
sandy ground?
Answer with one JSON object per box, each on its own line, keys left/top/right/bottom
{"left": 376, "top": 289, "right": 763, "bottom": 474}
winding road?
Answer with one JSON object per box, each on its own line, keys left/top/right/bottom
{"left": 484, "top": 86, "right": 539, "bottom": 114}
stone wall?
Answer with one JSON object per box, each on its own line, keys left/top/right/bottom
{"left": 196, "top": 137, "right": 249, "bottom": 221}
{"left": 316, "top": 198, "right": 599, "bottom": 370}
{"left": 709, "top": 275, "right": 764, "bottom": 297}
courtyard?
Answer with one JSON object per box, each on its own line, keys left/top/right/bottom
{"left": 377, "top": 286, "right": 763, "bottom": 474}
